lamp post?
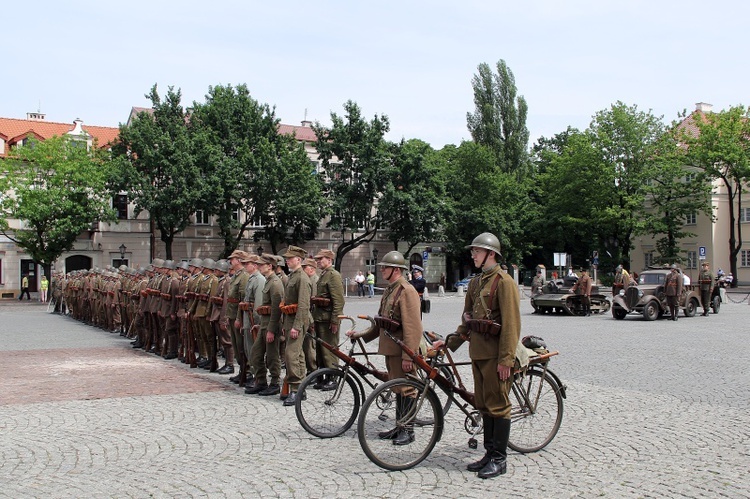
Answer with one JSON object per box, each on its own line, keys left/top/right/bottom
{"left": 119, "top": 244, "right": 127, "bottom": 263}
{"left": 257, "top": 246, "right": 264, "bottom": 256}
{"left": 372, "top": 248, "right": 379, "bottom": 285}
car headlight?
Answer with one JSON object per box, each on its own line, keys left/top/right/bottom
{"left": 618, "top": 289, "right": 625, "bottom": 296}
{"left": 638, "top": 289, "right": 644, "bottom": 298}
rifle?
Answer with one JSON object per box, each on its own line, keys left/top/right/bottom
{"left": 237, "top": 326, "right": 248, "bottom": 387}
{"left": 210, "top": 321, "right": 219, "bottom": 372}
{"left": 187, "top": 315, "right": 197, "bottom": 368}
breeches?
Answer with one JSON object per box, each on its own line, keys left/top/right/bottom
{"left": 472, "top": 358, "right": 512, "bottom": 419}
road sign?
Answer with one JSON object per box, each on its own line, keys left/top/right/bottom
{"left": 422, "top": 251, "right": 429, "bottom": 261}
{"left": 699, "top": 246, "right": 706, "bottom": 260}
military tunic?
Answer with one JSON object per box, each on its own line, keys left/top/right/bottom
{"left": 311, "top": 267, "right": 345, "bottom": 370}
{"left": 251, "top": 272, "right": 284, "bottom": 385}
{"left": 281, "top": 267, "right": 312, "bottom": 390}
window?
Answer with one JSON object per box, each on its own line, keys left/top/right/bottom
{"left": 740, "top": 207, "right": 750, "bottom": 223}
{"left": 195, "top": 210, "right": 209, "bottom": 225}
{"left": 249, "top": 213, "right": 265, "bottom": 228}
{"left": 113, "top": 194, "right": 128, "bottom": 220}
{"left": 644, "top": 252, "right": 654, "bottom": 268}
{"left": 686, "top": 251, "right": 697, "bottom": 269}
{"left": 0, "top": 258, "right": 3, "bottom": 284}
{"left": 231, "top": 209, "right": 240, "bottom": 222}
{"left": 742, "top": 250, "right": 750, "bottom": 267}
{"left": 112, "top": 258, "right": 129, "bottom": 268}
{"left": 685, "top": 213, "right": 697, "bottom": 225}
{"left": 685, "top": 172, "right": 697, "bottom": 182}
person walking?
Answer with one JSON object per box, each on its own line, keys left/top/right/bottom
{"left": 698, "top": 262, "right": 712, "bottom": 316}
{"left": 18, "top": 274, "right": 31, "bottom": 300}
{"left": 571, "top": 269, "right": 593, "bottom": 316}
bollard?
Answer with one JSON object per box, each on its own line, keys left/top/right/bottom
{"left": 457, "top": 285, "right": 465, "bottom": 297}
{"left": 424, "top": 288, "right": 430, "bottom": 300}
{"left": 438, "top": 285, "right": 445, "bottom": 297}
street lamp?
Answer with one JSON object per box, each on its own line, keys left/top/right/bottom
{"left": 372, "top": 248, "right": 379, "bottom": 285}
{"left": 257, "top": 246, "right": 264, "bottom": 256}
{"left": 119, "top": 244, "right": 127, "bottom": 261}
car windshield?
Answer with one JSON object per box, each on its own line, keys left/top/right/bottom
{"left": 639, "top": 273, "right": 665, "bottom": 285}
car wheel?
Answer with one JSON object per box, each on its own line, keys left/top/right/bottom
{"left": 684, "top": 298, "right": 698, "bottom": 317}
{"left": 712, "top": 295, "right": 721, "bottom": 314}
{"left": 612, "top": 307, "right": 627, "bottom": 320}
{"left": 643, "top": 301, "right": 659, "bottom": 321}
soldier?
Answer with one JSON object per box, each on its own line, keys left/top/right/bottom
{"left": 530, "top": 269, "right": 544, "bottom": 296}
{"left": 613, "top": 265, "right": 631, "bottom": 296}
{"left": 571, "top": 268, "right": 593, "bottom": 316}
{"left": 246, "top": 254, "right": 284, "bottom": 396}
{"left": 347, "top": 251, "right": 422, "bottom": 445}
{"left": 239, "top": 254, "right": 266, "bottom": 389}
{"left": 698, "top": 262, "right": 712, "bottom": 316}
{"left": 311, "top": 250, "right": 345, "bottom": 390}
{"left": 301, "top": 257, "right": 319, "bottom": 376}
{"left": 664, "top": 264, "right": 683, "bottom": 321}
{"left": 279, "top": 246, "right": 312, "bottom": 406}
{"left": 410, "top": 265, "right": 427, "bottom": 315}
{"left": 226, "top": 251, "right": 250, "bottom": 384}
{"left": 174, "top": 262, "right": 190, "bottom": 360}
{"left": 159, "top": 261, "right": 180, "bottom": 359}
{"left": 194, "top": 259, "right": 218, "bottom": 370}
{"left": 434, "top": 233, "right": 521, "bottom": 479}
{"left": 185, "top": 258, "right": 204, "bottom": 366}
{"left": 210, "top": 260, "right": 232, "bottom": 373}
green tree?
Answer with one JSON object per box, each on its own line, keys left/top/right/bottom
{"left": 466, "top": 59, "right": 530, "bottom": 179}
{"left": 379, "top": 139, "right": 451, "bottom": 255}
{"left": 313, "top": 100, "right": 392, "bottom": 270}
{"left": 681, "top": 105, "right": 750, "bottom": 285}
{"left": 0, "top": 136, "right": 116, "bottom": 266}
{"left": 112, "top": 85, "right": 203, "bottom": 260}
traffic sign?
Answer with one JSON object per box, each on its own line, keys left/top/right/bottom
{"left": 422, "top": 251, "right": 429, "bottom": 261}
{"left": 699, "top": 246, "right": 706, "bottom": 260}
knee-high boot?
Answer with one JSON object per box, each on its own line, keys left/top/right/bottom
{"left": 467, "top": 414, "right": 494, "bottom": 472}
{"left": 393, "top": 396, "right": 415, "bottom": 446}
{"left": 379, "top": 394, "right": 402, "bottom": 439}
{"left": 478, "top": 417, "right": 510, "bottom": 479}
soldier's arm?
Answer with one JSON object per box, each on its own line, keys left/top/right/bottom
{"left": 292, "top": 277, "right": 312, "bottom": 332}
{"left": 330, "top": 274, "right": 346, "bottom": 325}
{"left": 496, "top": 279, "right": 521, "bottom": 368}
{"left": 399, "top": 286, "right": 424, "bottom": 361}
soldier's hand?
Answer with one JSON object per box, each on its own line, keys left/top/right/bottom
{"left": 234, "top": 319, "right": 241, "bottom": 330}
{"left": 432, "top": 339, "right": 445, "bottom": 350}
{"left": 219, "top": 322, "right": 227, "bottom": 331}
{"left": 290, "top": 328, "right": 300, "bottom": 340}
{"left": 497, "top": 364, "right": 512, "bottom": 381}
{"left": 463, "top": 312, "right": 472, "bottom": 323}
{"left": 170, "top": 314, "right": 176, "bottom": 321}
{"left": 345, "top": 329, "right": 356, "bottom": 338}
{"left": 402, "top": 359, "right": 413, "bottom": 373}
{"left": 330, "top": 323, "right": 339, "bottom": 334}
{"left": 266, "top": 331, "right": 274, "bottom": 343}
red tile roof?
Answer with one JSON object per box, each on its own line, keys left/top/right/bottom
{"left": 0, "top": 116, "right": 119, "bottom": 157}
{"left": 278, "top": 123, "right": 317, "bottom": 143}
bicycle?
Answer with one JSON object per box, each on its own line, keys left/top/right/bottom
{"left": 356, "top": 328, "right": 566, "bottom": 471}
{"left": 295, "top": 316, "right": 455, "bottom": 439}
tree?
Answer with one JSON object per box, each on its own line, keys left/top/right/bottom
{"left": 466, "top": 59, "right": 531, "bottom": 180}
{"left": 642, "top": 131, "right": 713, "bottom": 263}
{"left": 112, "top": 85, "right": 203, "bottom": 260}
{"left": 379, "top": 139, "right": 451, "bottom": 255}
{"left": 681, "top": 105, "right": 750, "bottom": 286}
{"left": 0, "top": 136, "right": 116, "bottom": 266}
{"left": 190, "top": 84, "right": 322, "bottom": 257}
{"left": 313, "top": 100, "right": 392, "bottom": 270}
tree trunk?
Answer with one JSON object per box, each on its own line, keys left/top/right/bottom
{"left": 334, "top": 229, "right": 376, "bottom": 272}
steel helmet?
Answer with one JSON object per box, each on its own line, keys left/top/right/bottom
{"left": 376, "top": 251, "right": 409, "bottom": 270}
{"left": 465, "top": 232, "right": 502, "bottom": 256}
{"left": 202, "top": 258, "right": 216, "bottom": 270}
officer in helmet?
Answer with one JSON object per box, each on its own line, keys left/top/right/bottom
{"left": 347, "top": 250, "right": 423, "bottom": 446}
{"left": 434, "top": 232, "right": 521, "bottom": 479}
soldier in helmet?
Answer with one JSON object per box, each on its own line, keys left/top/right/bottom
{"left": 347, "top": 250, "right": 423, "bottom": 446}
{"left": 434, "top": 232, "right": 520, "bottom": 479}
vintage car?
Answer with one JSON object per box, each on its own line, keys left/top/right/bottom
{"left": 611, "top": 267, "right": 704, "bottom": 320}
{"left": 530, "top": 276, "right": 611, "bottom": 316}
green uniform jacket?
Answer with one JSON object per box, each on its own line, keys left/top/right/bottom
{"left": 362, "top": 276, "right": 422, "bottom": 361}
{"left": 194, "top": 274, "right": 217, "bottom": 318}
{"left": 282, "top": 267, "right": 312, "bottom": 333}
{"left": 312, "top": 267, "right": 345, "bottom": 326}
{"left": 452, "top": 264, "right": 521, "bottom": 367}
{"left": 226, "top": 269, "right": 248, "bottom": 323}
{"left": 259, "top": 273, "right": 284, "bottom": 335}
{"left": 699, "top": 270, "right": 712, "bottom": 291}
{"left": 243, "top": 271, "right": 266, "bottom": 330}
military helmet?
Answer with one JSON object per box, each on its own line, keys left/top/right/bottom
{"left": 465, "top": 232, "right": 502, "bottom": 256}
{"left": 179, "top": 261, "right": 190, "bottom": 271}
{"left": 376, "top": 251, "right": 408, "bottom": 270}
{"left": 164, "top": 260, "right": 176, "bottom": 270}
{"left": 189, "top": 258, "right": 203, "bottom": 268}
{"left": 202, "top": 258, "right": 216, "bottom": 270}
{"left": 217, "top": 260, "right": 230, "bottom": 273}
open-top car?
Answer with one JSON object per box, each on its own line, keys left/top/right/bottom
{"left": 530, "top": 276, "right": 611, "bottom": 316}
{"left": 611, "top": 267, "right": 705, "bottom": 320}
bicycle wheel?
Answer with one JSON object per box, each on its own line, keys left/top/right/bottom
{"left": 295, "top": 368, "right": 360, "bottom": 438}
{"left": 508, "top": 368, "right": 563, "bottom": 453}
{"left": 357, "top": 378, "right": 443, "bottom": 471}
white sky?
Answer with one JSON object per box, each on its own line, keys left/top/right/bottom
{"left": 3, "top": 1, "right": 748, "bottom": 148}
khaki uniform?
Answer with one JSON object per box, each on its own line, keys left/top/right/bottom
{"left": 281, "top": 267, "right": 312, "bottom": 390}
{"left": 311, "top": 267, "right": 345, "bottom": 370}
{"left": 251, "top": 273, "right": 284, "bottom": 385}
{"left": 699, "top": 268, "right": 712, "bottom": 314}
{"left": 226, "top": 269, "right": 249, "bottom": 371}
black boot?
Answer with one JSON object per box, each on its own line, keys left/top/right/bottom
{"left": 379, "top": 394, "right": 402, "bottom": 439}
{"left": 467, "top": 415, "right": 494, "bottom": 472}
{"left": 313, "top": 374, "right": 327, "bottom": 390}
{"left": 393, "top": 396, "right": 415, "bottom": 446}
{"left": 478, "top": 418, "right": 509, "bottom": 479}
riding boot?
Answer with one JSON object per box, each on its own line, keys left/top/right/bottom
{"left": 467, "top": 415, "right": 494, "bottom": 472}
{"left": 379, "top": 394, "right": 402, "bottom": 439}
{"left": 393, "top": 396, "right": 415, "bottom": 446}
{"left": 478, "top": 418, "right": 509, "bottom": 479}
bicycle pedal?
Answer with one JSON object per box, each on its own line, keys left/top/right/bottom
{"left": 468, "top": 438, "right": 478, "bottom": 449}
{"left": 378, "top": 414, "right": 389, "bottom": 422}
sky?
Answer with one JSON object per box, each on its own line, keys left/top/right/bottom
{"left": 4, "top": 1, "right": 749, "bottom": 149}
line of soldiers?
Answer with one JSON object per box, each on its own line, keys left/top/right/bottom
{"left": 53, "top": 245, "right": 346, "bottom": 406}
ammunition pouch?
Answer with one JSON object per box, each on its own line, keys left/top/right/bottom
{"left": 310, "top": 296, "right": 332, "bottom": 308}
{"left": 198, "top": 294, "right": 209, "bottom": 302}
{"left": 210, "top": 296, "right": 223, "bottom": 305}
{"left": 186, "top": 292, "right": 196, "bottom": 300}
{"left": 107, "top": 291, "right": 115, "bottom": 297}
{"left": 239, "top": 302, "right": 250, "bottom": 311}
{"left": 161, "top": 293, "right": 172, "bottom": 300}
{"left": 465, "top": 318, "right": 502, "bottom": 336}
{"left": 256, "top": 305, "right": 272, "bottom": 316}
{"left": 227, "top": 297, "right": 241, "bottom": 304}
{"left": 374, "top": 315, "right": 402, "bottom": 333}
{"left": 280, "top": 303, "right": 299, "bottom": 315}
{"left": 140, "top": 290, "right": 148, "bottom": 298}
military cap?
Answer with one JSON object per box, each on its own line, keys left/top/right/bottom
{"left": 228, "top": 250, "right": 248, "bottom": 260}
{"left": 260, "top": 253, "right": 278, "bottom": 266}
{"left": 412, "top": 265, "right": 424, "bottom": 272}
{"left": 274, "top": 255, "right": 285, "bottom": 267}
{"left": 118, "top": 265, "right": 128, "bottom": 272}
{"left": 240, "top": 254, "right": 262, "bottom": 264}
{"left": 282, "top": 245, "right": 307, "bottom": 259}
{"left": 670, "top": 263, "right": 679, "bottom": 269}
{"left": 313, "top": 249, "right": 336, "bottom": 260}
{"left": 145, "top": 265, "right": 154, "bottom": 272}
{"left": 202, "top": 258, "right": 216, "bottom": 270}
{"left": 302, "top": 258, "right": 317, "bottom": 268}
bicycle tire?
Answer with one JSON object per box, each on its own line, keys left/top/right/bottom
{"left": 357, "top": 378, "right": 443, "bottom": 471}
{"left": 295, "top": 368, "right": 360, "bottom": 438}
{"left": 508, "top": 368, "right": 563, "bottom": 453}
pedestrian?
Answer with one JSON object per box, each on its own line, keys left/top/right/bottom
{"left": 40, "top": 275, "right": 49, "bottom": 302}
{"left": 347, "top": 251, "right": 423, "bottom": 446}
{"left": 355, "top": 270, "right": 366, "bottom": 298}
{"left": 664, "top": 264, "right": 683, "bottom": 321}
{"left": 698, "top": 262, "right": 712, "bottom": 316}
{"left": 366, "top": 271, "right": 375, "bottom": 298}
{"left": 571, "top": 268, "right": 592, "bottom": 316}
{"left": 432, "top": 232, "right": 520, "bottom": 479}
{"left": 18, "top": 273, "right": 31, "bottom": 300}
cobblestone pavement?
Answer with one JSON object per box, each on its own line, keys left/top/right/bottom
{"left": 1, "top": 293, "right": 749, "bottom": 498}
